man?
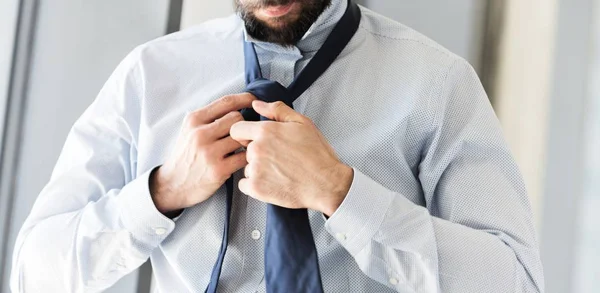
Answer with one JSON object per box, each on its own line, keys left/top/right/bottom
{"left": 11, "top": 0, "right": 544, "bottom": 292}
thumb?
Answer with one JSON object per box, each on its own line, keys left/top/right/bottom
{"left": 252, "top": 100, "right": 305, "bottom": 123}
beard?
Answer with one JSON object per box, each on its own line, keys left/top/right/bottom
{"left": 235, "top": 0, "right": 332, "bottom": 47}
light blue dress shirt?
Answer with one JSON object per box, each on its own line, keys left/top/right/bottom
{"left": 11, "top": 1, "right": 544, "bottom": 292}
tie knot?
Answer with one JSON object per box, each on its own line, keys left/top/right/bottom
{"left": 241, "top": 79, "right": 290, "bottom": 121}
{"left": 246, "top": 78, "right": 288, "bottom": 103}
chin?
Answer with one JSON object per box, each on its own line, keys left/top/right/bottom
{"left": 260, "top": 15, "right": 300, "bottom": 30}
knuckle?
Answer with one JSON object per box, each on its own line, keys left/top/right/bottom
{"left": 184, "top": 112, "right": 201, "bottom": 127}
{"left": 272, "top": 101, "right": 286, "bottom": 113}
{"left": 220, "top": 95, "right": 236, "bottom": 106}
{"left": 242, "top": 92, "right": 257, "bottom": 102}
{"left": 244, "top": 164, "right": 253, "bottom": 177}
{"left": 245, "top": 143, "right": 254, "bottom": 155}
{"left": 189, "top": 132, "right": 203, "bottom": 147}
{"left": 222, "top": 111, "right": 243, "bottom": 126}
{"left": 191, "top": 127, "right": 209, "bottom": 144}
{"left": 303, "top": 116, "right": 315, "bottom": 126}
{"left": 230, "top": 111, "right": 244, "bottom": 122}
{"left": 247, "top": 141, "right": 262, "bottom": 156}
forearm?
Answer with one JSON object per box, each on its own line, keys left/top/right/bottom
{"left": 324, "top": 169, "right": 543, "bottom": 292}
{"left": 11, "top": 170, "right": 175, "bottom": 292}
{"left": 432, "top": 217, "right": 539, "bottom": 292}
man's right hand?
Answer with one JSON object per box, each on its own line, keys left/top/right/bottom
{"left": 149, "top": 93, "right": 256, "bottom": 215}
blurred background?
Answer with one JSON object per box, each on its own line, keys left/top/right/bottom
{"left": 0, "top": 0, "right": 597, "bottom": 292}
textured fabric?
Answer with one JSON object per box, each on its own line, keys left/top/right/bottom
{"left": 10, "top": 0, "right": 544, "bottom": 292}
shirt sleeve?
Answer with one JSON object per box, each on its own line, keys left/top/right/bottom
{"left": 10, "top": 47, "right": 175, "bottom": 292}
{"left": 325, "top": 59, "right": 544, "bottom": 292}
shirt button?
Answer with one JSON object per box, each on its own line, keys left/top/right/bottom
{"left": 153, "top": 227, "right": 167, "bottom": 235}
{"left": 251, "top": 229, "right": 261, "bottom": 240}
{"left": 335, "top": 233, "right": 347, "bottom": 241}
{"left": 389, "top": 277, "right": 399, "bottom": 285}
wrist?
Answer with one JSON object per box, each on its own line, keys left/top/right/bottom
{"left": 149, "top": 166, "right": 184, "bottom": 216}
{"left": 321, "top": 164, "right": 353, "bottom": 217}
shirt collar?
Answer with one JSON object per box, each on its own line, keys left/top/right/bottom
{"left": 242, "top": 0, "right": 348, "bottom": 54}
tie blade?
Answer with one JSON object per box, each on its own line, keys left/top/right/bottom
{"left": 264, "top": 205, "right": 324, "bottom": 293}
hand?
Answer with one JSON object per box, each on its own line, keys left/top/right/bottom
{"left": 230, "top": 100, "right": 354, "bottom": 216}
{"left": 150, "top": 94, "right": 256, "bottom": 215}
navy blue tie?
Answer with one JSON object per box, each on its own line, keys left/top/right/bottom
{"left": 206, "top": 1, "right": 361, "bottom": 292}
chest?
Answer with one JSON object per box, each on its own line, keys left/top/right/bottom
{"left": 134, "top": 47, "right": 432, "bottom": 204}
{"left": 137, "top": 49, "right": 431, "bottom": 292}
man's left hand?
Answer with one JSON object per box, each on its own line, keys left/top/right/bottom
{"left": 230, "top": 100, "right": 353, "bottom": 216}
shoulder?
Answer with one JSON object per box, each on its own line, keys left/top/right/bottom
{"left": 126, "top": 14, "right": 244, "bottom": 66}
{"left": 356, "top": 7, "right": 486, "bottom": 128}
{"left": 357, "top": 5, "right": 471, "bottom": 74}
{"left": 357, "top": 6, "right": 481, "bottom": 103}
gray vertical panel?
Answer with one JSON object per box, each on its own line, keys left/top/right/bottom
{"left": 541, "top": 0, "right": 594, "bottom": 292}
{"left": 167, "top": 0, "right": 184, "bottom": 34}
{"left": 1, "top": 0, "right": 171, "bottom": 292}
{"left": 0, "top": 0, "right": 20, "bottom": 149}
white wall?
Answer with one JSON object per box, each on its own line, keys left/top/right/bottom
{"left": 1, "top": 1, "right": 170, "bottom": 292}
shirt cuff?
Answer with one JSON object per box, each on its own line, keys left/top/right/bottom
{"left": 324, "top": 168, "right": 395, "bottom": 256}
{"left": 118, "top": 167, "right": 176, "bottom": 247}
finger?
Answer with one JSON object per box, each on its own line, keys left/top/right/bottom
{"left": 229, "top": 121, "right": 264, "bottom": 142}
{"left": 220, "top": 151, "right": 248, "bottom": 175}
{"left": 213, "top": 136, "right": 244, "bottom": 157}
{"left": 237, "top": 139, "right": 251, "bottom": 147}
{"left": 243, "top": 162, "right": 257, "bottom": 178}
{"left": 252, "top": 100, "right": 305, "bottom": 123}
{"left": 238, "top": 178, "right": 254, "bottom": 196}
{"left": 190, "top": 93, "right": 256, "bottom": 125}
{"left": 209, "top": 111, "right": 244, "bottom": 139}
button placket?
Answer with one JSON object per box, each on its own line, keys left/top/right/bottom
{"left": 230, "top": 171, "right": 266, "bottom": 292}
{"left": 238, "top": 197, "right": 267, "bottom": 292}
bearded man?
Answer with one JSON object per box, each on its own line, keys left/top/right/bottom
{"left": 11, "top": 0, "right": 544, "bottom": 292}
